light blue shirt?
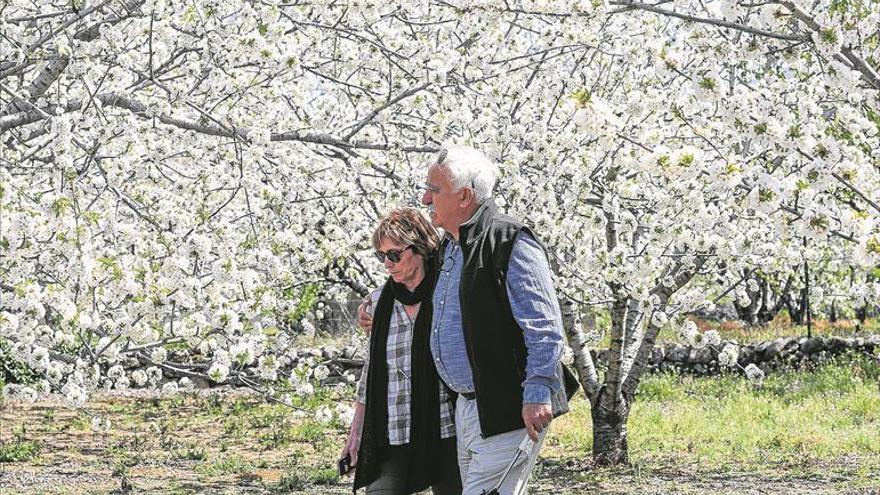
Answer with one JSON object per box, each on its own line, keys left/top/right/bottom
{"left": 429, "top": 231, "right": 564, "bottom": 404}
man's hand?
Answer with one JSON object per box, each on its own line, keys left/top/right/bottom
{"left": 357, "top": 297, "right": 373, "bottom": 335}
{"left": 522, "top": 403, "right": 553, "bottom": 441}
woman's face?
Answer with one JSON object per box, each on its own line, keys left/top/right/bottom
{"left": 377, "top": 237, "right": 424, "bottom": 288}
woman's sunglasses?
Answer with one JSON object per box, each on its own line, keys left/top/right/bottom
{"left": 374, "top": 245, "right": 412, "bottom": 263}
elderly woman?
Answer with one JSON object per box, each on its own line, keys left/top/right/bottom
{"left": 341, "top": 208, "right": 461, "bottom": 495}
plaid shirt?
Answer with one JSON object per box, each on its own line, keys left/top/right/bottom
{"left": 357, "top": 291, "right": 456, "bottom": 445}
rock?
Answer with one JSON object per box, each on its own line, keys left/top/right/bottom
{"left": 738, "top": 346, "right": 756, "bottom": 366}
{"left": 692, "top": 301, "right": 739, "bottom": 321}
{"left": 666, "top": 344, "right": 689, "bottom": 362}
{"left": 690, "top": 347, "right": 714, "bottom": 364}
{"left": 302, "top": 348, "right": 322, "bottom": 358}
{"left": 649, "top": 346, "right": 665, "bottom": 365}
{"left": 826, "top": 337, "right": 848, "bottom": 353}
{"left": 322, "top": 347, "right": 340, "bottom": 360}
{"left": 799, "top": 337, "right": 824, "bottom": 355}
{"left": 761, "top": 338, "right": 787, "bottom": 360}
{"left": 694, "top": 363, "right": 707, "bottom": 375}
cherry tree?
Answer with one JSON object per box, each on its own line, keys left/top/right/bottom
{"left": 1, "top": 0, "right": 878, "bottom": 464}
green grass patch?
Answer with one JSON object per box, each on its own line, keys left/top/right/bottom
{"left": 173, "top": 442, "right": 207, "bottom": 461}
{"left": 195, "top": 454, "right": 254, "bottom": 477}
{"left": 310, "top": 467, "right": 340, "bottom": 485}
{"left": 551, "top": 353, "right": 880, "bottom": 473}
{"left": 291, "top": 420, "right": 325, "bottom": 443}
{"left": 0, "top": 437, "right": 41, "bottom": 462}
{"left": 271, "top": 452, "right": 339, "bottom": 493}
{"left": 1, "top": 349, "right": 876, "bottom": 493}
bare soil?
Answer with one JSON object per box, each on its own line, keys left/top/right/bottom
{"left": 1, "top": 392, "right": 878, "bottom": 495}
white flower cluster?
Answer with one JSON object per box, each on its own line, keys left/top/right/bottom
{"left": 91, "top": 416, "right": 113, "bottom": 432}
{"left": 744, "top": 363, "right": 766, "bottom": 383}
{"left": 315, "top": 405, "right": 333, "bottom": 425}
{"left": 208, "top": 350, "right": 232, "bottom": 384}
{"left": 717, "top": 344, "right": 740, "bottom": 368}
{"left": 0, "top": 0, "right": 877, "bottom": 411}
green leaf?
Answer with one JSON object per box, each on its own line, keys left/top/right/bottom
{"left": 571, "top": 88, "right": 592, "bottom": 107}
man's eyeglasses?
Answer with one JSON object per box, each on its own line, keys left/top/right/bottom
{"left": 375, "top": 245, "right": 413, "bottom": 263}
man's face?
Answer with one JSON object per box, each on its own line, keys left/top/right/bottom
{"left": 421, "top": 165, "right": 463, "bottom": 233}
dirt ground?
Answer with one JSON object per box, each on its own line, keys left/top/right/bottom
{"left": 3, "top": 456, "right": 877, "bottom": 494}
{"left": 1, "top": 392, "right": 878, "bottom": 495}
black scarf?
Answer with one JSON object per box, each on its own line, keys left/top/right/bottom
{"left": 353, "top": 256, "right": 441, "bottom": 493}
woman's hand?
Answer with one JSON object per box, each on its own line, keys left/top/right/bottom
{"left": 340, "top": 402, "right": 367, "bottom": 468}
{"left": 340, "top": 433, "right": 360, "bottom": 469}
{"left": 357, "top": 297, "right": 373, "bottom": 335}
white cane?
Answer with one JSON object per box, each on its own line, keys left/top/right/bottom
{"left": 481, "top": 433, "right": 535, "bottom": 495}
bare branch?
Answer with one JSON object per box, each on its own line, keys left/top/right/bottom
{"left": 778, "top": 0, "right": 880, "bottom": 91}
{"left": 343, "top": 82, "right": 431, "bottom": 141}
{"left": 608, "top": 0, "right": 804, "bottom": 42}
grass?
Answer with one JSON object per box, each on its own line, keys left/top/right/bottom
{"left": 0, "top": 433, "right": 41, "bottom": 462}
{"left": 271, "top": 452, "right": 340, "bottom": 492}
{"left": 549, "top": 353, "right": 880, "bottom": 476}
{"left": 195, "top": 453, "right": 254, "bottom": 477}
{"left": 0, "top": 353, "right": 877, "bottom": 494}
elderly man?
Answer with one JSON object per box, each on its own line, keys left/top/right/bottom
{"left": 419, "top": 145, "right": 568, "bottom": 495}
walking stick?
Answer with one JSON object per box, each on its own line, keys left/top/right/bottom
{"left": 480, "top": 433, "right": 535, "bottom": 495}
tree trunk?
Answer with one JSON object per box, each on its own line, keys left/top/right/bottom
{"left": 856, "top": 304, "right": 868, "bottom": 323}
{"left": 783, "top": 288, "right": 806, "bottom": 325}
{"left": 756, "top": 277, "right": 779, "bottom": 324}
{"left": 591, "top": 389, "right": 629, "bottom": 465}
{"left": 558, "top": 298, "right": 601, "bottom": 399}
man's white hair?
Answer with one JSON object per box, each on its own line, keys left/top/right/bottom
{"left": 431, "top": 145, "right": 498, "bottom": 202}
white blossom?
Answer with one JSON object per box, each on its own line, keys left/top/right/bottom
{"left": 91, "top": 416, "right": 112, "bottom": 432}
{"left": 315, "top": 405, "right": 333, "bottom": 424}
{"left": 744, "top": 363, "right": 765, "bottom": 383}
{"left": 208, "top": 363, "right": 230, "bottom": 383}
{"left": 335, "top": 404, "right": 355, "bottom": 427}
{"left": 151, "top": 347, "right": 168, "bottom": 364}
{"left": 0, "top": 0, "right": 877, "bottom": 409}
{"left": 312, "top": 365, "right": 331, "bottom": 382}
{"left": 717, "top": 344, "right": 739, "bottom": 368}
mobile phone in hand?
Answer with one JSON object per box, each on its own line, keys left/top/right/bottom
{"left": 338, "top": 454, "right": 353, "bottom": 476}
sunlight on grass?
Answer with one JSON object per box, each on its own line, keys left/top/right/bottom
{"left": 0, "top": 438, "right": 41, "bottom": 462}
{"left": 548, "top": 353, "right": 880, "bottom": 472}
{"left": 2, "top": 351, "right": 876, "bottom": 493}
{"left": 195, "top": 454, "right": 254, "bottom": 477}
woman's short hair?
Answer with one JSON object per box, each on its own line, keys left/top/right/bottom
{"left": 372, "top": 207, "right": 440, "bottom": 257}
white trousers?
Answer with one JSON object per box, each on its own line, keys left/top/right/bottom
{"left": 455, "top": 395, "right": 548, "bottom": 495}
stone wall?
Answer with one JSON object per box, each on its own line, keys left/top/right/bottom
{"left": 310, "top": 335, "right": 880, "bottom": 383}
{"left": 592, "top": 335, "right": 880, "bottom": 376}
